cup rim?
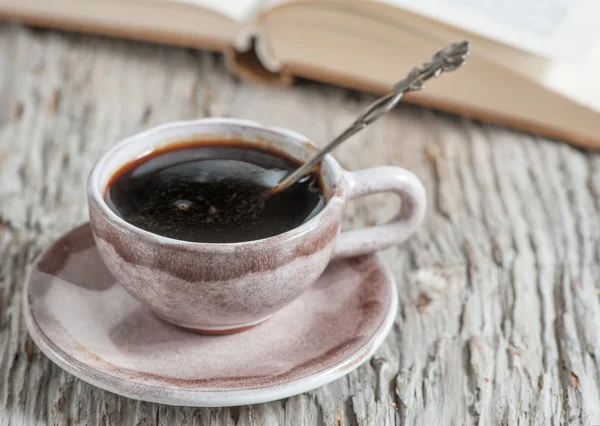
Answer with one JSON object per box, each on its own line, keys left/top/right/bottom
{"left": 88, "top": 118, "right": 346, "bottom": 249}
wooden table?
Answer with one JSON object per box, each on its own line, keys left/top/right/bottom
{"left": 1, "top": 23, "right": 599, "bottom": 426}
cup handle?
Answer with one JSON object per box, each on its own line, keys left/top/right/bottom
{"left": 332, "top": 166, "right": 427, "bottom": 260}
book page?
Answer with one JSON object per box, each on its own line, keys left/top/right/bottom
{"left": 380, "top": 0, "right": 600, "bottom": 61}
{"left": 165, "top": 0, "right": 264, "bottom": 21}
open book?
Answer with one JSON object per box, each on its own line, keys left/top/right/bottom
{"left": 3, "top": 0, "right": 600, "bottom": 148}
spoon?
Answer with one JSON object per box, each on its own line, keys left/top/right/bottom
{"left": 267, "top": 40, "right": 470, "bottom": 196}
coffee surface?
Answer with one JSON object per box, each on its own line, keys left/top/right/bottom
{"left": 105, "top": 143, "right": 325, "bottom": 243}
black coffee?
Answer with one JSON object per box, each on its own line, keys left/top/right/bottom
{"left": 105, "top": 142, "right": 325, "bottom": 243}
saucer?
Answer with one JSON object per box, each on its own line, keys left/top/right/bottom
{"left": 23, "top": 224, "right": 397, "bottom": 407}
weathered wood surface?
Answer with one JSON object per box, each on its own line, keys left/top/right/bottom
{"left": 1, "top": 23, "right": 600, "bottom": 426}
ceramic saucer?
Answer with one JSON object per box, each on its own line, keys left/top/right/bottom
{"left": 23, "top": 224, "right": 397, "bottom": 407}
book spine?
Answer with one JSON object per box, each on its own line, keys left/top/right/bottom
{"left": 226, "top": 27, "right": 293, "bottom": 86}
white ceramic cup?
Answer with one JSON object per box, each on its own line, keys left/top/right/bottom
{"left": 88, "top": 118, "right": 426, "bottom": 333}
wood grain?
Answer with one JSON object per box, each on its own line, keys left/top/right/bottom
{"left": 1, "top": 23, "right": 600, "bottom": 425}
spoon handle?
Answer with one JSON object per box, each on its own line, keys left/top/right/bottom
{"left": 268, "top": 40, "right": 470, "bottom": 195}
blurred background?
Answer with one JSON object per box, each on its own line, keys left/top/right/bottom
{"left": 2, "top": 0, "right": 600, "bottom": 148}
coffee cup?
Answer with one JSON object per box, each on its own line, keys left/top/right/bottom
{"left": 88, "top": 118, "right": 426, "bottom": 334}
